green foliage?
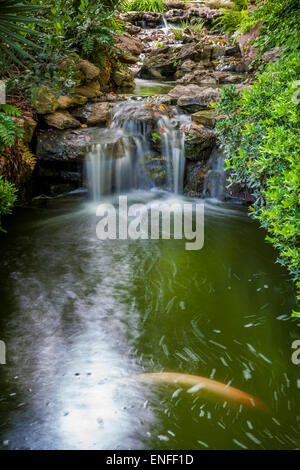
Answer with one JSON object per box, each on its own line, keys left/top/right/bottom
{"left": 171, "top": 28, "right": 183, "bottom": 41}
{"left": 232, "top": 0, "right": 248, "bottom": 10}
{"left": 239, "top": 0, "right": 300, "bottom": 54}
{"left": 214, "top": 55, "right": 300, "bottom": 316}
{"left": 0, "top": 0, "right": 43, "bottom": 65}
{"left": 2, "top": 1, "right": 123, "bottom": 95}
{"left": 123, "top": 0, "right": 166, "bottom": 13}
{"left": 0, "top": 104, "right": 23, "bottom": 152}
{"left": 0, "top": 175, "right": 17, "bottom": 231}
{"left": 171, "top": 19, "right": 205, "bottom": 40}
{"left": 213, "top": 8, "right": 249, "bottom": 35}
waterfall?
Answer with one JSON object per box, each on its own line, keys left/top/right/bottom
{"left": 158, "top": 115, "right": 185, "bottom": 194}
{"left": 85, "top": 101, "right": 187, "bottom": 201}
{"left": 203, "top": 147, "right": 226, "bottom": 200}
{"left": 162, "top": 16, "right": 169, "bottom": 34}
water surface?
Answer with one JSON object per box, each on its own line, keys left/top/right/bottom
{"left": 0, "top": 191, "right": 299, "bottom": 450}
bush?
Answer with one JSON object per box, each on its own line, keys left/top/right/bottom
{"left": 214, "top": 55, "right": 300, "bottom": 317}
{"left": 0, "top": 176, "right": 17, "bottom": 231}
{"left": 0, "top": 104, "right": 23, "bottom": 152}
{"left": 123, "top": 0, "right": 166, "bottom": 13}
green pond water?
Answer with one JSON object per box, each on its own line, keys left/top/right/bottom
{"left": 131, "top": 79, "right": 175, "bottom": 96}
{"left": 0, "top": 191, "right": 299, "bottom": 450}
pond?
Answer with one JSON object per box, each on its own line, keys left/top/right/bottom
{"left": 0, "top": 191, "right": 298, "bottom": 450}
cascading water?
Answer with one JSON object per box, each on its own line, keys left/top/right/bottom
{"left": 203, "top": 146, "right": 227, "bottom": 200}
{"left": 162, "top": 16, "right": 169, "bottom": 34}
{"left": 85, "top": 100, "right": 188, "bottom": 201}
{"left": 158, "top": 115, "right": 186, "bottom": 194}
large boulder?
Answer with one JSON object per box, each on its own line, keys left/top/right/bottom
{"left": 13, "top": 116, "right": 37, "bottom": 143}
{"left": 32, "top": 85, "right": 88, "bottom": 114}
{"left": 75, "top": 79, "right": 102, "bottom": 99}
{"left": 44, "top": 111, "right": 81, "bottom": 130}
{"left": 56, "top": 93, "right": 88, "bottom": 109}
{"left": 77, "top": 59, "right": 100, "bottom": 80}
{"left": 72, "top": 102, "right": 110, "bottom": 125}
{"left": 114, "top": 33, "right": 144, "bottom": 59}
{"left": 36, "top": 128, "right": 101, "bottom": 161}
{"left": 111, "top": 62, "right": 135, "bottom": 91}
{"left": 178, "top": 87, "right": 221, "bottom": 112}
{"left": 235, "top": 22, "right": 263, "bottom": 70}
{"left": 58, "top": 54, "right": 100, "bottom": 81}
{"left": 183, "top": 124, "right": 217, "bottom": 161}
{"left": 32, "top": 86, "right": 59, "bottom": 115}
{"left": 191, "top": 110, "right": 223, "bottom": 128}
{"left": 168, "top": 84, "right": 221, "bottom": 112}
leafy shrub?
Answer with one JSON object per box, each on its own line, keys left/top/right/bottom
{"left": 214, "top": 55, "right": 300, "bottom": 316}
{"left": 171, "top": 28, "right": 183, "bottom": 41}
{"left": 0, "top": 176, "right": 17, "bottom": 231}
{"left": 0, "top": 104, "right": 23, "bottom": 152}
{"left": 123, "top": 0, "right": 166, "bottom": 13}
{"left": 239, "top": 0, "right": 300, "bottom": 54}
{"left": 0, "top": 0, "right": 42, "bottom": 65}
{"left": 213, "top": 8, "right": 249, "bottom": 35}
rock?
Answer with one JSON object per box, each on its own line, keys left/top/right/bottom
{"left": 114, "top": 33, "right": 144, "bottom": 57}
{"left": 181, "top": 59, "right": 197, "bottom": 73}
{"left": 168, "top": 84, "right": 221, "bottom": 111}
{"left": 164, "top": 1, "right": 188, "bottom": 10}
{"left": 165, "top": 6, "right": 222, "bottom": 25}
{"left": 78, "top": 59, "right": 100, "bottom": 80}
{"left": 32, "top": 85, "right": 89, "bottom": 115}
{"left": 49, "top": 183, "right": 77, "bottom": 196}
{"left": 57, "top": 93, "right": 88, "bottom": 109}
{"left": 168, "top": 84, "right": 204, "bottom": 100}
{"left": 140, "top": 43, "right": 202, "bottom": 79}
{"left": 225, "top": 44, "right": 241, "bottom": 57}
{"left": 184, "top": 125, "right": 217, "bottom": 161}
{"left": 192, "top": 110, "right": 221, "bottom": 128}
{"left": 144, "top": 155, "right": 167, "bottom": 186}
{"left": 211, "top": 45, "right": 226, "bottom": 59}
{"left": 235, "top": 22, "right": 263, "bottom": 70}
{"left": 262, "top": 47, "right": 281, "bottom": 64}
{"left": 32, "top": 86, "right": 59, "bottom": 115}
{"left": 120, "top": 11, "right": 163, "bottom": 28}
{"left": 112, "top": 62, "right": 135, "bottom": 91}
{"left": 184, "top": 160, "right": 208, "bottom": 197}
{"left": 13, "top": 116, "right": 37, "bottom": 143}
{"left": 178, "top": 87, "right": 221, "bottom": 112}
{"left": 182, "top": 27, "right": 203, "bottom": 44}
{"left": 72, "top": 102, "right": 110, "bottom": 126}
{"left": 206, "top": 0, "right": 233, "bottom": 8}
{"left": 36, "top": 128, "right": 96, "bottom": 161}
{"left": 58, "top": 55, "right": 101, "bottom": 81}
{"left": 44, "top": 111, "right": 81, "bottom": 130}
{"left": 75, "top": 79, "right": 102, "bottom": 99}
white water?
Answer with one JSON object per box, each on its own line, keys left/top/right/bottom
{"left": 85, "top": 101, "right": 188, "bottom": 200}
{"left": 203, "top": 147, "right": 226, "bottom": 199}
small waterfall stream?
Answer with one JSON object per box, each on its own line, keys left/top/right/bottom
{"left": 203, "top": 147, "right": 227, "bottom": 200}
{"left": 85, "top": 101, "right": 188, "bottom": 200}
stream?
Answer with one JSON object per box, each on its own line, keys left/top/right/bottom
{"left": 0, "top": 19, "right": 299, "bottom": 451}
